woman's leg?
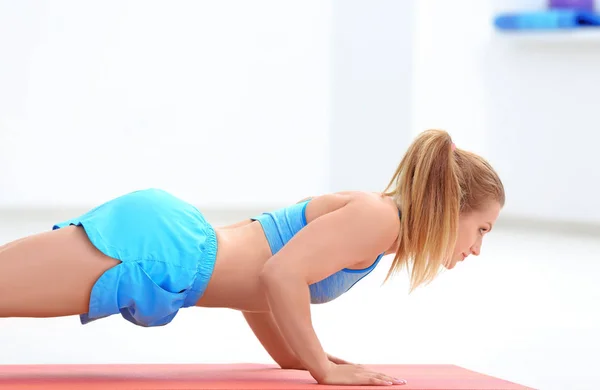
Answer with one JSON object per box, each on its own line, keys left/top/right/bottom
{"left": 0, "top": 236, "right": 28, "bottom": 252}
{"left": 0, "top": 225, "right": 120, "bottom": 318}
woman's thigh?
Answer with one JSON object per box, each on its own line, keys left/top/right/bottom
{"left": 0, "top": 225, "right": 120, "bottom": 318}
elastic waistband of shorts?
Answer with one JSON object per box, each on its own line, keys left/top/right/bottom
{"left": 182, "top": 225, "right": 218, "bottom": 308}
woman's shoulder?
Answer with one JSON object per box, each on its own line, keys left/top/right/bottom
{"left": 259, "top": 191, "right": 400, "bottom": 276}
{"left": 302, "top": 191, "right": 399, "bottom": 226}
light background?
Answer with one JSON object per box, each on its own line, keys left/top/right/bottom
{"left": 1, "top": 1, "right": 598, "bottom": 390}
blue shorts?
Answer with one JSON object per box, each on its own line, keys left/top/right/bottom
{"left": 52, "top": 188, "right": 218, "bottom": 327}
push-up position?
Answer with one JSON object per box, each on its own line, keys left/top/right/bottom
{"left": 0, "top": 129, "right": 505, "bottom": 386}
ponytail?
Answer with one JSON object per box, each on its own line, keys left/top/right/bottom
{"left": 382, "top": 130, "right": 461, "bottom": 292}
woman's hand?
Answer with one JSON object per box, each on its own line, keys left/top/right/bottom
{"left": 281, "top": 353, "right": 359, "bottom": 370}
{"left": 317, "top": 362, "right": 406, "bottom": 386}
{"left": 326, "top": 353, "right": 359, "bottom": 367}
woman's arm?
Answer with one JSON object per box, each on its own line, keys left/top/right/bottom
{"left": 258, "top": 194, "right": 399, "bottom": 382}
{"left": 242, "top": 310, "right": 300, "bottom": 369}
{"left": 243, "top": 310, "right": 359, "bottom": 370}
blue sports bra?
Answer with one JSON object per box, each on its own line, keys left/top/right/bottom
{"left": 251, "top": 200, "right": 386, "bottom": 304}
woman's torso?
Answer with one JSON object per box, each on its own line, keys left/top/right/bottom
{"left": 195, "top": 191, "right": 399, "bottom": 312}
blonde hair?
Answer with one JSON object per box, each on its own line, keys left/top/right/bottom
{"left": 382, "top": 129, "right": 505, "bottom": 292}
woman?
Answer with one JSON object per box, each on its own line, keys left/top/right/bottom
{"left": 0, "top": 129, "right": 505, "bottom": 386}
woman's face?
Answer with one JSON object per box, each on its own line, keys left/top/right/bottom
{"left": 445, "top": 201, "right": 502, "bottom": 270}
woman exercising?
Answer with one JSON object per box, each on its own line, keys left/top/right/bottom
{"left": 0, "top": 129, "right": 505, "bottom": 386}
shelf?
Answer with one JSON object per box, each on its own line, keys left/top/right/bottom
{"left": 494, "top": 28, "right": 600, "bottom": 43}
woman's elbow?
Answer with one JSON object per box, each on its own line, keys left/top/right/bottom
{"left": 259, "top": 264, "right": 299, "bottom": 293}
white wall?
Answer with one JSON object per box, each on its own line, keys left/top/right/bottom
{"left": 5, "top": 0, "right": 595, "bottom": 226}
{"left": 329, "top": 0, "right": 415, "bottom": 192}
{"left": 412, "top": 0, "right": 600, "bottom": 225}
{"left": 0, "top": 0, "right": 332, "bottom": 209}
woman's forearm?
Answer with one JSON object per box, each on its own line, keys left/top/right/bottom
{"left": 242, "top": 310, "right": 301, "bottom": 369}
{"left": 259, "top": 270, "right": 330, "bottom": 381}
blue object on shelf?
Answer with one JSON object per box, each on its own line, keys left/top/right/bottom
{"left": 494, "top": 9, "right": 600, "bottom": 30}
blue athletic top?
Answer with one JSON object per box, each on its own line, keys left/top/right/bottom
{"left": 251, "top": 200, "right": 386, "bottom": 304}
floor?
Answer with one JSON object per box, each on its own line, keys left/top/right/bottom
{"left": 0, "top": 208, "right": 598, "bottom": 390}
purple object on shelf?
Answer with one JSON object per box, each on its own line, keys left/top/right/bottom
{"left": 548, "top": 0, "right": 595, "bottom": 10}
